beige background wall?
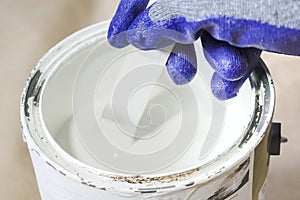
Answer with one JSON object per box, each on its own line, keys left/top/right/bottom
{"left": 0, "top": 0, "right": 299, "bottom": 199}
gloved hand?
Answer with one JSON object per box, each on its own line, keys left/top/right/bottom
{"left": 108, "top": 0, "right": 300, "bottom": 100}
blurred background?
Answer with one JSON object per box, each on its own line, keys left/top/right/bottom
{"left": 0, "top": 0, "right": 299, "bottom": 199}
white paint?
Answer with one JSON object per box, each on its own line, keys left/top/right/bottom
{"left": 21, "top": 21, "right": 275, "bottom": 199}
{"left": 40, "top": 29, "right": 255, "bottom": 174}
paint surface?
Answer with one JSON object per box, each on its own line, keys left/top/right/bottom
{"left": 41, "top": 37, "right": 255, "bottom": 174}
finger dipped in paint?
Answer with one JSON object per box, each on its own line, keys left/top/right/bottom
{"left": 166, "top": 43, "right": 197, "bottom": 85}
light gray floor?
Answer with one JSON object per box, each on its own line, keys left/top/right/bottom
{"left": 0, "top": 0, "right": 299, "bottom": 199}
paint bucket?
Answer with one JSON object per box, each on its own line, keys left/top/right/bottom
{"left": 20, "top": 21, "right": 281, "bottom": 200}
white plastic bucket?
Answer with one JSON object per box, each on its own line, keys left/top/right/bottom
{"left": 21, "top": 21, "right": 276, "bottom": 200}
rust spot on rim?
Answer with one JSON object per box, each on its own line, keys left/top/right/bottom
{"left": 108, "top": 167, "right": 200, "bottom": 185}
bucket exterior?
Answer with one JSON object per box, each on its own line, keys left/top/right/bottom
{"left": 24, "top": 136, "right": 270, "bottom": 200}
{"left": 20, "top": 21, "right": 275, "bottom": 200}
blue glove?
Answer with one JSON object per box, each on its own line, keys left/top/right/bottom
{"left": 107, "top": 0, "right": 300, "bottom": 100}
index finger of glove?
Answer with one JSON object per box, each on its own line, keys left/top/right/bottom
{"left": 108, "top": 0, "right": 150, "bottom": 48}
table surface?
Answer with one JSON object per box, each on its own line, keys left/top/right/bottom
{"left": 0, "top": 0, "right": 299, "bottom": 199}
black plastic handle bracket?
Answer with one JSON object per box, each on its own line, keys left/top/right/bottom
{"left": 268, "top": 122, "right": 288, "bottom": 156}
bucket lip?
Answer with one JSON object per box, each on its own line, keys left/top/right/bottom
{"left": 20, "top": 20, "right": 275, "bottom": 193}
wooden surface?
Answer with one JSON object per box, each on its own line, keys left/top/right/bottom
{"left": 0, "top": 0, "right": 299, "bottom": 199}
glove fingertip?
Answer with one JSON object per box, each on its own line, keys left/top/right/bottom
{"left": 108, "top": 0, "right": 150, "bottom": 48}
{"left": 201, "top": 32, "right": 248, "bottom": 81}
{"left": 211, "top": 72, "right": 242, "bottom": 100}
{"left": 166, "top": 43, "right": 197, "bottom": 85}
{"left": 107, "top": 26, "right": 129, "bottom": 48}
{"left": 127, "top": 6, "right": 162, "bottom": 50}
